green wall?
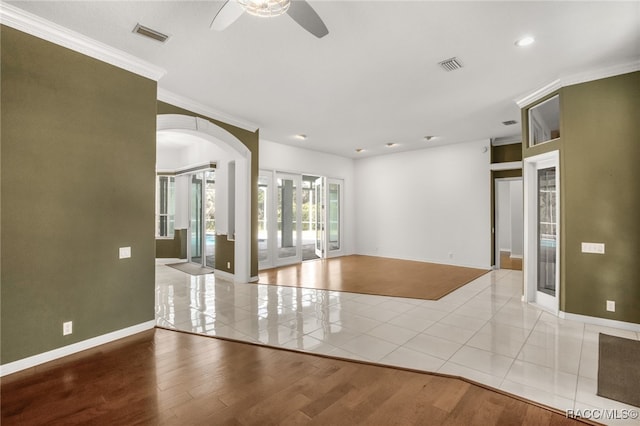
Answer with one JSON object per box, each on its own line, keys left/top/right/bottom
{"left": 1, "top": 26, "right": 158, "bottom": 364}
{"left": 156, "top": 102, "right": 259, "bottom": 278}
{"left": 523, "top": 72, "right": 640, "bottom": 324}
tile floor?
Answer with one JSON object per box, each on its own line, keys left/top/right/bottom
{"left": 155, "top": 260, "right": 640, "bottom": 425}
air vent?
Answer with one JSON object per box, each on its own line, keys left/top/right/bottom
{"left": 502, "top": 120, "right": 518, "bottom": 126}
{"left": 438, "top": 57, "right": 463, "bottom": 72}
{"left": 133, "top": 23, "right": 169, "bottom": 43}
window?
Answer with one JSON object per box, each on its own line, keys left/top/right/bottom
{"left": 528, "top": 95, "right": 560, "bottom": 146}
{"left": 156, "top": 175, "right": 175, "bottom": 237}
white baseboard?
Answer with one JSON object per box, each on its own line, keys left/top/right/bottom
{"left": 509, "top": 254, "right": 523, "bottom": 259}
{"left": 214, "top": 269, "right": 235, "bottom": 283}
{"left": 0, "top": 320, "right": 156, "bottom": 377}
{"left": 559, "top": 311, "right": 640, "bottom": 332}
{"left": 249, "top": 275, "right": 259, "bottom": 283}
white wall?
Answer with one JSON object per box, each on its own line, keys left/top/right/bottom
{"left": 497, "top": 181, "right": 512, "bottom": 251}
{"left": 510, "top": 180, "right": 524, "bottom": 257}
{"left": 354, "top": 139, "right": 491, "bottom": 269}
{"left": 259, "top": 139, "right": 356, "bottom": 255}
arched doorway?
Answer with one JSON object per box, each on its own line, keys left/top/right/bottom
{"left": 157, "top": 114, "right": 252, "bottom": 283}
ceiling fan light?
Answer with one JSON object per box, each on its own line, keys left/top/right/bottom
{"left": 238, "top": 0, "right": 291, "bottom": 18}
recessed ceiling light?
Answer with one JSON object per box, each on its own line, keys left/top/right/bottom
{"left": 294, "top": 134, "right": 307, "bottom": 140}
{"left": 386, "top": 143, "right": 397, "bottom": 148}
{"left": 424, "top": 136, "right": 435, "bottom": 141}
{"left": 355, "top": 148, "right": 364, "bottom": 153}
{"left": 515, "top": 36, "right": 535, "bottom": 47}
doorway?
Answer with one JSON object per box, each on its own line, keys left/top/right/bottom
{"left": 524, "top": 151, "right": 560, "bottom": 313}
{"left": 258, "top": 170, "right": 343, "bottom": 270}
{"left": 188, "top": 170, "right": 216, "bottom": 269}
{"left": 494, "top": 178, "right": 523, "bottom": 270}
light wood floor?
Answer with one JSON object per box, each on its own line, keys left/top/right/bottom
{"left": 500, "top": 251, "right": 523, "bottom": 271}
{"left": 1, "top": 329, "right": 588, "bottom": 425}
{"left": 259, "top": 255, "right": 489, "bottom": 300}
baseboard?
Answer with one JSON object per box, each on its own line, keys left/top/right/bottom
{"left": 0, "top": 320, "right": 156, "bottom": 377}
{"left": 559, "top": 311, "right": 640, "bottom": 332}
{"left": 509, "top": 254, "right": 523, "bottom": 259}
{"left": 214, "top": 269, "right": 235, "bottom": 283}
{"left": 249, "top": 275, "right": 259, "bottom": 283}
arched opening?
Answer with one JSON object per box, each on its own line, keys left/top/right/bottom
{"left": 156, "top": 114, "right": 252, "bottom": 283}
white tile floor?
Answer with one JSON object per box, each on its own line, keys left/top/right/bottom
{"left": 155, "top": 260, "right": 640, "bottom": 425}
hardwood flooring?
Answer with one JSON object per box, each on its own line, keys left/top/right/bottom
{"left": 1, "top": 328, "right": 588, "bottom": 425}
{"left": 259, "top": 255, "right": 489, "bottom": 300}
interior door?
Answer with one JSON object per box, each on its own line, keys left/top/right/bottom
{"left": 314, "top": 177, "right": 325, "bottom": 258}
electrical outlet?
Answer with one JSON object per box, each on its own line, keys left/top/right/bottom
{"left": 63, "top": 321, "right": 73, "bottom": 336}
{"left": 119, "top": 247, "right": 131, "bottom": 259}
{"left": 606, "top": 300, "right": 615, "bottom": 312}
{"left": 227, "top": 261, "right": 231, "bottom": 269}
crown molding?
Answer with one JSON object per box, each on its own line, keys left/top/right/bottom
{"left": 158, "top": 88, "right": 259, "bottom": 133}
{"left": 515, "top": 60, "right": 640, "bottom": 108}
{"left": 0, "top": 2, "right": 166, "bottom": 81}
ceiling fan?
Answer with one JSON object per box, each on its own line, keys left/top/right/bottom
{"left": 211, "top": 0, "right": 329, "bottom": 38}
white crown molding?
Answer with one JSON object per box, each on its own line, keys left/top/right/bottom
{"left": 515, "top": 60, "right": 640, "bottom": 108}
{"left": 158, "top": 88, "right": 259, "bottom": 133}
{"left": 0, "top": 320, "right": 156, "bottom": 377}
{"left": 0, "top": 2, "right": 166, "bottom": 81}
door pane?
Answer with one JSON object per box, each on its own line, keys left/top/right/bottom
{"left": 190, "top": 174, "right": 203, "bottom": 264}
{"left": 258, "top": 175, "right": 269, "bottom": 264}
{"left": 327, "top": 182, "right": 340, "bottom": 251}
{"left": 204, "top": 171, "right": 215, "bottom": 269}
{"left": 537, "top": 167, "right": 556, "bottom": 296}
{"left": 277, "top": 177, "right": 298, "bottom": 259}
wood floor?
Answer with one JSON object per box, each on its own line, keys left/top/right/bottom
{"left": 259, "top": 255, "right": 489, "bottom": 300}
{"left": 1, "top": 328, "right": 588, "bottom": 425}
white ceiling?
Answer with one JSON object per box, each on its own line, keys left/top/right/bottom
{"left": 8, "top": 1, "right": 640, "bottom": 158}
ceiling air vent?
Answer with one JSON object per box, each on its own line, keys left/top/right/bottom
{"left": 133, "top": 23, "right": 169, "bottom": 43}
{"left": 438, "top": 57, "right": 463, "bottom": 72}
{"left": 502, "top": 120, "right": 518, "bottom": 126}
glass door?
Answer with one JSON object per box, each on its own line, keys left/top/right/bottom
{"left": 258, "top": 173, "right": 271, "bottom": 267}
{"left": 276, "top": 173, "right": 302, "bottom": 265}
{"left": 524, "top": 151, "right": 559, "bottom": 313}
{"left": 189, "top": 174, "right": 203, "bottom": 265}
{"left": 204, "top": 171, "right": 216, "bottom": 269}
{"left": 188, "top": 170, "right": 216, "bottom": 268}
{"left": 314, "top": 177, "right": 325, "bottom": 258}
{"left": 537, "top": 167, "right": 557, "bottom": 303}
{"left": 327, "top": 179, "right": 341, "bottom": 253}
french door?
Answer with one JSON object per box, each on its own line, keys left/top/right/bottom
{"left": 258, "top": 170, "right": 343, "bottom": 270}
{"left": 524, "top": 151, "right": 559, "bottom": 313}
{"left": 188, "top": 170, "right": 216, "bottom": 269}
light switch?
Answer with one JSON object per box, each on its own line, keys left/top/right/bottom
{"left": 119, "top": 247, "right": 131, "bottom": 259}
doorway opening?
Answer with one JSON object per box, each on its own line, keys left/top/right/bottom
{"left": 494, "top": 178, "right": 523, "bottom": 270}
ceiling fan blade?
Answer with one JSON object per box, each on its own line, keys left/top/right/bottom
{"left": 287, "top": 0, "right": 329, "bottom": 38}
{"left": 210, "top": 0, "right": 245, "bottom": 31}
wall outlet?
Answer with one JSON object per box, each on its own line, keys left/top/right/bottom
{"left": 581, "top": 242, "right": 605, "bottom": 254}
{"left": 606, "top": 300, "right": 615, "bottom": 312}
{"left": 227, "top": 261, "right": 231, "bottom": 269}
{"left": 119, "top": 247, "right": 131, "bottom": 259}
{"left": 63, "top": 321, "right": 73, "bottom": 336}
